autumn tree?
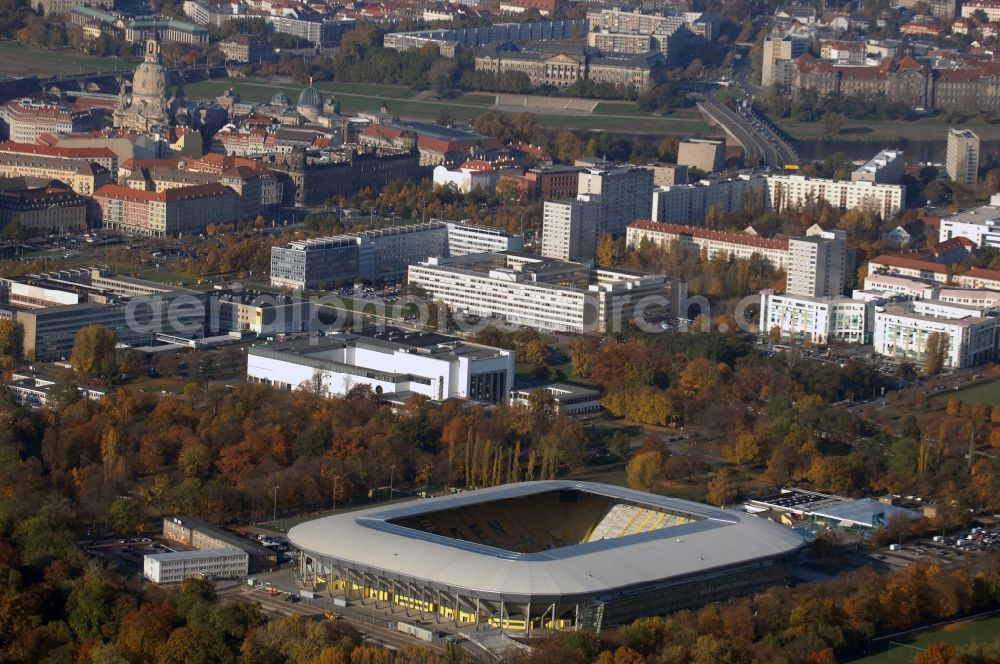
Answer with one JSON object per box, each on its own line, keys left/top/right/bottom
{"left": 705, "top": 469, "right": 739, "bottom": 507}
{"left": 597, "top": 233, "right": 616, "bottom": 266}
{"left": 922, "top": 332, "right": 947, "bottom": 376}
{"left": 70, "top": 324, "right": 118, "bottom": 378}
{"left": 567, "top": 335, "right": 599, "bottom": 378}
{"left": 626, "top": 449, "right": 667, "bottom": 492}
{"left": 0, "top": 318, "right": 19, "bottom": 358}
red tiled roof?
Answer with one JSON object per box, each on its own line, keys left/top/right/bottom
{"left": 628, "top": 220, "right": 789, "bottom": 250}
{"left": 962, "top": 267, "right": 1000, "bottom": 281}
{"left": 94, "top": 182, "right": 236, "bottom": 203}
{"left": 0, "top": 141, "right": 116, "bottom": 160}
{"left": 869, "top": 254, "right": 949, "bottom": 274}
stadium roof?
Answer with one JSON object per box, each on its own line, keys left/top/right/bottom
{"left": 289, "top": 481, "right": 804, "bottom": 602}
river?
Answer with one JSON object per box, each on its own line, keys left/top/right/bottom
{"left": 792, "top": 138, "right": 1000, "bottom": 164}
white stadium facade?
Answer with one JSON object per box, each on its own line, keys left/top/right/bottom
{"left": 289, "top": 481, "right": 804, "bottom": 632}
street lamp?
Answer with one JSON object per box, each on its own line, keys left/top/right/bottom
{"left": 333, "top": 475, "right": 339, "bottom": 511}
{"left": 272, "top": 485, "right": 279, "bottom": 523}
{"left": 389, "top": 465, "right": 396, "bottom": 501}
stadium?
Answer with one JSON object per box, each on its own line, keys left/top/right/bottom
{"left": 289, "top": 481, "right": 804, "bottom": 633}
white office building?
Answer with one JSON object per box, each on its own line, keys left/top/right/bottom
{"left": 786, "top": 229, "right": 847, "bottom": 298}
{"left": 407, "top": 253, "right": 672, "bottom": 334}
{"left": 873, "top": 299, "right": 996, "bottom": 368}
{"left": 851, "top": 149, "right": 904, "bottom": 184}
{"left": 541, "top": 199, "right": 599, "bottom": 261}
{"left": 143, "top": 548, "right": 248, "bottom": 584}
{"left": 247, "top": 328, "right": 515, "bottom": 404}
{"left": 939, "top": 205, "right": 1000, "bottom": 248}
{"left": 759, "top": 289, "right": 874, "bottom": 344}
{"left": 766, "top": 174, "right": 904, "bottom": 218}
{"left": 445, "top": 221, "right": 524, "bottom": 256}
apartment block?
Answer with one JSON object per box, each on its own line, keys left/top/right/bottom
{"left": 576, "top": 165, "right": 654, "bottom": 236}
{"left": 766, "top": 174, "right": 905, "bottom": 218}
{"left": 646, "top": 163, "right": 688, "bottom": 186}
{"left": 407, "top": 253, "right": 672, "bottom": 334}
{"left": 786, "top": 229, "right": 847, "bottom": 298}
{"left": 651, "top": 174, "right": 766, "bottom": 225}
{"left": 93, "top": 182, "right": 239, "bottom": 236}
{"left": 762, "top": 36, "right": 807, "bottom": 88}
{"left": 946, "top": 128, "right": 980, "bottom": 185}
{"left": 542, "top": 199, "right": 599, "bottom": 262}
{"left": 626, "top": 221, "right": 789, "bottom": 270}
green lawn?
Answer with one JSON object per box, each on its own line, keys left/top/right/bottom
{"left": 183, "top": 77, "right": 717, "bottom": 133}
{"left": 931, "top": 379, "right": 1000, "bottom": 408}
{"left": 0, "top": 42, "right": 136, "bottom": 77}
{"left": 847, "top": 613, "right": 1000, "bottom": 664}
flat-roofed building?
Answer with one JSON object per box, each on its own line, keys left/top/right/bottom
{"left": 765, "top": 174, "right": 905, "bottom": 218}
{"left": 851, "top": 149, "right": 904, "bottom": 184}
{"left": 939, "top": 204, "right": 1000, "bottom": 248}
{"left": 510, "top": 382, "right": 601, "bottom": 416}
{"left": 873, "top": 299, "right": 996, "bottom": 368}
{"left": 652, "top": 175, "right": 767, "bottom": 225}
{"left": 144, "top": 548, "right": 248, "bottom": 584}
{"left": 946, "top": 128, "right": 980, "bottom": 185}
{"left": 677, "top": 138, "right": 725, "bottom": 173}
{"left": 269, "top": 221, "right": 522, "bottom": 289}
{"left": 786, "top": 230, "right": 847, "bottom": 298}
{"left": 759, "top": 290, "right": 874, "bottom": 344}
{"left": 542, "top": 199, "right": 599, "bottom": 262}
{"left": 247, "top": 328, "right": 515, "bottom": 404}
{"left": 163, "top": 516, "right": 277, "bottom": 572}
{"left": 407, "top": 253, "right": 673, "bottom": 334}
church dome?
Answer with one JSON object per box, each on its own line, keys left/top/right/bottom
{"left": 131, "top": 36, "right": 169, "bottom": 101}
{"left": 297, "top": 83, "right": 322, "bottom": 111}
{"left": 271, "top": 92, "right": 290, "bottom": 107}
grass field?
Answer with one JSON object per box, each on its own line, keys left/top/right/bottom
{"left": 0, "top": 41, "right": 136, "bottom": 77}
{"left": 847, "top": 612, "right": 1000, "bottom": 664}
{"left": 183, "top": 77, "right": 717, "bottom": 134}
{"left": 931, "top": 378, "right": 1000, "bottom": 408}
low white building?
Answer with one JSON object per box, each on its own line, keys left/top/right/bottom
{"left": 445, "top": 221, "right": 524, "bottom": 256}
{"left": 510, "top": 382, "right": 602, "bottom": 416}
{"left": 759, "top": 289, "right": 873, "bottom": 344}
{"left": 867, "top": 255, "right": 951, "bottom": 284}
{"left": 851, "top": 149, "right": 904, "bottom": 184}
{"left": 862, "top": 273, "right": 939, "bottom": 299}
{"left": 939, "top": 205, "right": 1000, "bottom": 248}
{"left": 433, "top": 162, "right": 499, "bottom": 194}
{"left": 873, "top": 299, "right": 997, "bottom": 368}
{"left": 247, "top": 329, "right": 515, "bottom": 404}
{"left": 143, "top": 548, "right": 248, "bottom": 584}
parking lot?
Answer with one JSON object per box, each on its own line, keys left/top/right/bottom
{"left": 868, "top": 527, "right": 1000, "bottom": 570}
